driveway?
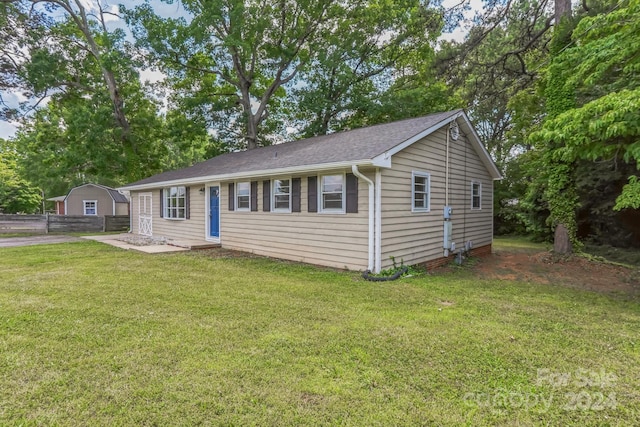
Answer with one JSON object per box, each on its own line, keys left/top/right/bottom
{"left": 0, "top": 235, "right": 82, "bottom": 248}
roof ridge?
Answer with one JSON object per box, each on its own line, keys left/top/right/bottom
{"left": 120, "top": 109, "right": 485, "bottom": 189}
{"left": 191, "top": 109, "right": 464, "bottom": 164}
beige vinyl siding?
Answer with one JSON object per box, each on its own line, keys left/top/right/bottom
{"left": 130, "top": 187, "right": 206, "bottom": 240}
{"left": 380, "top": 127, "right": 494, "bottom": 269}
{"left": 221, "top": 170, "right": 371, "bottom": 271}
{"left": 66, "top": 185, "right": 114, "bottom": 216}
{"left": 115, "top": 202, "right": 129, "bottom": 216}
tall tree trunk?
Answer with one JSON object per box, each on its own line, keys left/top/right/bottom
{"left": 549, "top": 0, "right": 575, "bottom": 254}
{"left": 555, "top": 0, "right": 572, "bottom": 24}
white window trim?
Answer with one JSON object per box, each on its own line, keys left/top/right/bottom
{"left": 272, "top": 177, "right": 292, "bottom": 213}
{"left": 83, "top": 200, "right": 98, "bottom": 216}
{"left": 319, "top": 173, "right": 346, "bottom": 214}
{"left": 235, "top": 181, "right": 251, "bottom": 212}
{"left": 411, "top": 171, "right": 431, "bottom": 213}
{"left": 471, "top": 180, "right": 482, "bottom": 210}
{"left": 163, "top": 186, "right": 187, "bottom": 220}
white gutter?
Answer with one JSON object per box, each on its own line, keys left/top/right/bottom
{"left": 351, "top": 165, "right": 375, "bottom": 273}
{"left": 120, "top": 159, "right": 374, "bottom": 192}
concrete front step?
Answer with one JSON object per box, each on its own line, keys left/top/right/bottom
{"left": 167, "top": 240, "right": 221, "bottom": 250}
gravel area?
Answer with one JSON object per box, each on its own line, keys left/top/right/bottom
{"left": 116, "top": 235, "right": 168, "bottom": 246}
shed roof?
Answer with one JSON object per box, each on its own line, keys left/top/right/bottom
{"left": 66, "top": 183, "right": 129, "bottom": 203}
{"left": 122, "top": 109, "right": 501, "bottom": 190}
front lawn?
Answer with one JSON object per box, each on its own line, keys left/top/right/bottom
{"left": 0, "top": 241, "right": 638, "bottom": 425}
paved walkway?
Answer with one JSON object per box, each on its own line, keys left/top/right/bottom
{"left": 81, "top": 234, "right": 190, "bottom": 253}
{"left": 0, "top": 234, "right": 218, "bottom": 253}
{"left": 0, "top": 235, "right": 82, "bottom": 248}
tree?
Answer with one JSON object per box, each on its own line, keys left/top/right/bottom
{"left": 0, "top": 138, "right": 41, "bottom": 213}
{"left": 1, "top": 0, "right": 131, "bottom": 138}
{"left": 290, "top": 0, "right": 445, "bottom": 136}
{"left": 435, "top": 1, "right": 556, "bottom": 236}
{"left": 1, "top": 1, "right": 215, "bottom": 197}
{"left": 125, "top": 0, "right": 448, "bottom": 148}
{"left": 529, "top": 0, "right": 640, "bottom": 247}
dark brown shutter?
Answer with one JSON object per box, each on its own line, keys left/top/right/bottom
{"left": 250, "top": 181, "right": 258, "bottom": 212}
{"left": 307, "top": 176, "right": 318, "bottom": 213}
{"left": 228, "top": 183, "right": 235, "bottom": 211}
{"left": 159, "top": 188, "right": 164, "bottom": 218}
{"left": 185, "top": 187, "right": 190, "bottom": 219}
{"left": 292, "top": 178, "right": 301, "bottom": 212}
{"left": 346, "top": 173, "right": 358, "bottom": 213}
{"left": 263, "top": 180, "right": 271, "bottom": 212}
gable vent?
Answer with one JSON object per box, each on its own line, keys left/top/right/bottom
{"left": 449, "top": 121, "right": 460, "bottom": 141}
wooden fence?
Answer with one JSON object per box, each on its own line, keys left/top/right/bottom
{"left": 0, "top": 214, "right": 130, "bottom": 234}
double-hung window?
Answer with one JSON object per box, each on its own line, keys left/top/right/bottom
{"left": 273, "top": 179, "right": 291, "bottom": 212}
{"left": 320, "top": 174, "right": 344, "bottom": 212}
{"left": 412, "top": 171, "right": 430, "bottom": 212}
{"left": 164, "top": 186, "right": 186, "bottom": 219}
{"left": 471, "top": 181, "right": 482, "bottom": 209}
{"left": 236, "top": 182, "right": 251, "bottom": 210}
{"left": 83, "top": 200, "right": 97, "bottom": 215}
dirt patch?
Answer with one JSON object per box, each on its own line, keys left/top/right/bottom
{"left": 471, "top": 249, "right": 640, "bottom": 296}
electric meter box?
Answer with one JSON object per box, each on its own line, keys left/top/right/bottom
{"left": 443, "top": 206, "right": 453, "bottom": 219}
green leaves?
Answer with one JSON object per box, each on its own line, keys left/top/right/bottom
{"left": 0, "top": 139, "right": 41, "bottom": 214}
{"left": 614, "top": 176, "right": 640, "bottom": 210}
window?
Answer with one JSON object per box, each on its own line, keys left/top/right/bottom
{"left": 236, "top": 182, "right": 250, "bottom": 210}
{"left": 164, "top": 186, "right": 186, "bottom": 219}
{"left": 412, "top": 171, "right": 430, "bottom": 212}
{"left": 83, "top": 200, "right": 97, "bottom": 215}
{"left": 471, "top": 181, "right": 482, "bottom": 209}
{"left": 320, "top": 174, "right": 344, "bottom": 212}
{"left": 272, "top": 179, "right": 291, "bottom": 212}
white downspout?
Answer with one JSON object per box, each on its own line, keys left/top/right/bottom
{"left": 352, "top": 165, "right": 375, "bottom": 272}
{"left": 375, "top": 169, "right": 382, "bottom": 273}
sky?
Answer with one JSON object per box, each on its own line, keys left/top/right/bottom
{"left": 0, "top": 0, "right": 482, "bottom": 140}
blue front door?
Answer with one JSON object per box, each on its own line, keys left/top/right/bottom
{"left": 209, "top": 186, "right": 220, "bottom": 237}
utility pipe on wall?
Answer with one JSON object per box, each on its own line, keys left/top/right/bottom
{"left": 352, "top": 165, "right": 375, "bottom": 272}
{"left": 445, "top": 121, "right": 450, "bottom": 207}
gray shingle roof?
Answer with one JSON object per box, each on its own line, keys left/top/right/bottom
{"left": 105, "top": 187, "right": 129, "bottom": 203}
{"left": 123, "top": 109, "right": 464, "bottom": 188}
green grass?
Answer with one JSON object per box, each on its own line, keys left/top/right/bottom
{"left": 1, "top": 242, "right": 638, "bottom": 426}
{"left": 493, "top": 236, "right": 550, "bottom": 253}
{"left": 583, "top": 243, "right": 640, "bottom": 269}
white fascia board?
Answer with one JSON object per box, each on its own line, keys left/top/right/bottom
{"left": 458, "top": 114, "right": 503, "bottom": 180}
{"left": 371, "top": 110, "right": 503, "bottom": 181}
{"left": 119, "top": 160, "right": 374, "bottom": 192}
{"left": 371, "top": 112, "right": 463, "bottom": 166}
